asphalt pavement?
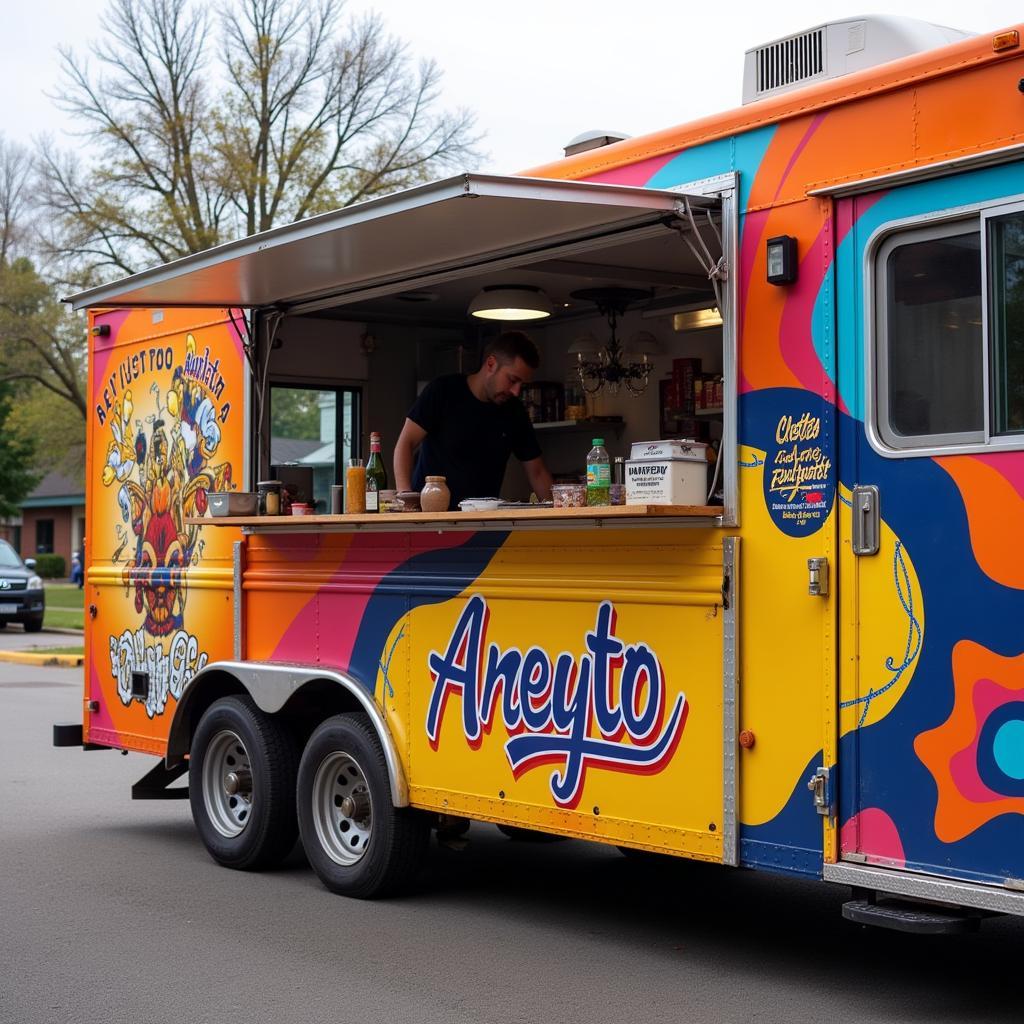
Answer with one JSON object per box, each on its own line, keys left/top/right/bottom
{"left": 0, "top": 624, "right": 82, "bottom": 651}
{"left": 2, "top": 659, "right": 1022, "bottom": 1024}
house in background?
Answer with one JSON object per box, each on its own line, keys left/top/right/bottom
{"left": 17, "top": 471, "right": 86, "bottom": 570}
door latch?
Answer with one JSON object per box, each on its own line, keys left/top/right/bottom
{"left": 851, "top": 484, "right": 880, "bottom": 556}
{"left": 807, "top": 766, "right": 833, "bottom": 816}
{"left": 807, "top": 557, "right": 829, "bottom": 597}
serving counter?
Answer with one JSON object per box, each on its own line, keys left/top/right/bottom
{"left": 185, "top": 503, "right": 722, "bottom": 535}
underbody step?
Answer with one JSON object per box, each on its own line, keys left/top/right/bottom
{"left": 131, "top": 760, "right": 189, "bottom": 800}
{"left": 842, "top": 897, "right": 987, "bottom": 934}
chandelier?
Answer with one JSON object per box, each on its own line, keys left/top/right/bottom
{"left": 569, "top": 288, "right": 659, "bottom": 396}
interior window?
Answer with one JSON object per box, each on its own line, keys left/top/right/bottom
{"left": 880, "top": 228, "right": 984, "bottom": 446}
{"left": 269, "top": 386, "right": 359, "bottom": 512}
{"left": 990, "top": 211, "right": 1024, "bottom": 435}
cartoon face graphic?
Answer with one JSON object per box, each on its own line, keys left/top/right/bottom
{"left": 100, "top": 346, "right": 233, "bottom": 639}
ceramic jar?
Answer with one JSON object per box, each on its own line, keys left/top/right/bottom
{"left": 420, "top": 475, "right": 451, "bottom": 512}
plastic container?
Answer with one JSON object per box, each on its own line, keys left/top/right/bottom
{"left": 459, "top": 498, "right": 500, "bottom": 512}
{"left": 625, "top": 440, "right": 709, "bottom": 505}
{"left": 209, "top": 491, "right": 258, "bottom": 517}
{"left": 552, "top": 482, "right": 587, "bottom": 508}
{"left": 586, "top": 438, "right": 610, "bottom": 506}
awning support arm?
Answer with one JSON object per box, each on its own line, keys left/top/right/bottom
{"left": 673, "top": 197, "right": 727, "bottom": 312}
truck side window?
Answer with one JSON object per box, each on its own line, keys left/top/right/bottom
{"left": 989, "top": 211, "right": 1024, "bottom": 435}
{"left": 876, "top": 224, "right": 984, "bottom": 449}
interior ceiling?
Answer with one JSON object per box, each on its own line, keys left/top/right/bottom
{"left": 307, "top": 220, "right": 720, "bottom": 328}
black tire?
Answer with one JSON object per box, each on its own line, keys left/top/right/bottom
{"left": 297, "top": 713, "right": 428, "bottom": 898}
{"left": 0, "top": 620, "right": 7, "bottom": 629}
{"left": 497, "top": 824, "right": 566, "bottom": 843}
{"left": 23, "top": 616, "right": 43, "bottom": 633}
{"left": 188, "top": 695, "right": 299, "bottom": 871}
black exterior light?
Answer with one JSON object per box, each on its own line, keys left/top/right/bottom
{"left": 766, "top": 235, "right": 798, "bottom": 285}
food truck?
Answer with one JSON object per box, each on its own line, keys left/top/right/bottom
{"left": 55, "top": 16, "right": 1024, "bottom": 930}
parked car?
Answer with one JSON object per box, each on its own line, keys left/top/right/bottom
{"left": 0, "top": 541, "right": 45, "bottom": 632}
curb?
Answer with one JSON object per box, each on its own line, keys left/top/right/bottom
{"left": 42, "top": 627, "right": 85, "bottom": 636}
{"left": 0, "top": 650, "right": 84, "bottom": 667}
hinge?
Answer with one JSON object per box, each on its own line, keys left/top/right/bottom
{"left": 807, "top": 766, "right": 834, "bottom": 817}
{"left": 721, "top": 570, "right": 731, "bottom": 611}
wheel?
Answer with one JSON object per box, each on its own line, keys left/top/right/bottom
{"left": 0, "top": 620, "right": 7, "bottom": 629}
{"left": 23, "top": 616, "right": 43, "bottom": 633}
{"left": 297, "top": 713, "right": 428, "bottom": 898}
{"left": 188, "top": 695, "right": 298, "bottom": 870}
{"left": 497, "top": 824, "right": 566, "bottom": 843}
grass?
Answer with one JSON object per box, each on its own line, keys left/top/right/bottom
{"left": 43, "top": 584, "right": 84, "bottom": 631}
{"left": 25, "top": 645, "right": 84, "bottom": 655}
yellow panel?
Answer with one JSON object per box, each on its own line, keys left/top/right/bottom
{"left": 383, "top": 529, "right": 727, "bottom": 860}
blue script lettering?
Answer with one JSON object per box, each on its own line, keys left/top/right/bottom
{"left": 425, "top": 596, "right": 687, "bottom": 807}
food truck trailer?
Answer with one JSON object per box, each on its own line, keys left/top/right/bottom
{"left": 54, "top": 16, "right": 1024, "bottom": 930}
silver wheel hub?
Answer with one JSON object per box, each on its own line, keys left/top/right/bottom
{"left": 311, "top": 752, "right": 372, "bottom": 866}
{"left": 202, "top": 729, "right": 253, "bottom": 838}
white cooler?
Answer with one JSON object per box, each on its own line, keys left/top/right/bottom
{"left": 625, "top": 440, "right": 708, "bottom": 505}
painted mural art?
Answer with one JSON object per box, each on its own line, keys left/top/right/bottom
{"left": 93, "top": 321, "right": 242, "bottom": 721}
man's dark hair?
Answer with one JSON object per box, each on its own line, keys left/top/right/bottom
{"left": 482, "top": 331, "right": 540, "bottom": 370}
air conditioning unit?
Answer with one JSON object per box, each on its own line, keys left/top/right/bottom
{"left": 741, "top": 15, "right": 973, "bottom": 105}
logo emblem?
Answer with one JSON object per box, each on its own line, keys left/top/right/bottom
{"left": 426, "top": 596, "right": 688, "bottom": 808}
{"left": 0, "top": 579, "right": 10, "bottom": 590}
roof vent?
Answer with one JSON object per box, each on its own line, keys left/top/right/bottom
{"left": 563, "top": 129, "right": 631, "bottom": 158}
{"left": 741, "top": 16, "right": 973, "bottom": 104}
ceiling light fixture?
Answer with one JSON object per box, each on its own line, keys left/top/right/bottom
{"left": 467, "top": 285, "right": 553, "bottom": 321}
{"left": 673, "top": 306, "right": 723, "bottom": 331}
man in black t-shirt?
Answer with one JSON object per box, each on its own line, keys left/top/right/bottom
{"left": 394, "top": 331, "right": 554, "bottom": 510}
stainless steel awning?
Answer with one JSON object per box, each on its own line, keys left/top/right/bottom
{"left": 67, "top": 173, "right": 713, "bottom": 312}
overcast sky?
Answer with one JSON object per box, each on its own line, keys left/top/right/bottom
{"left": 2, "top": 0, "right": 1021, "bottom": 173}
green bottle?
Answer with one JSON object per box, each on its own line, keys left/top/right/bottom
{"left": 586, "top": 437, "right": 610, "bottom": 506}
{"left": 366, "top": 431, "right": 388, "bottom": 513}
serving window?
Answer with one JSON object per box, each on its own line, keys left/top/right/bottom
{"left": 253, "top": 202, "right": 735, "bottom": 526}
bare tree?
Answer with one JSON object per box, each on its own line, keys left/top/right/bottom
{"left": 0, "top": 137, "right": 34, "bottom": 265}
{"left": 40, "top": 0, "right": 480, "bottom": 279}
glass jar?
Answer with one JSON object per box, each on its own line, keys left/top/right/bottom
{"left": 420, "top": 475, "right": 451, "bottom": 513}
{"left": 257, "top": 480, "right": 282, "bottom": 516}
{"left": 345, "top": 459, "right": 366, "bottom": 514}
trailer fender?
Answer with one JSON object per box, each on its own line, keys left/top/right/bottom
{"left": 165, "top": 660, "right": 409, "bottom": 806}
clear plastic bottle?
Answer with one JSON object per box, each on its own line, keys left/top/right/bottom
{"left": 586, "top": 438, "right": 610, "bottom": 506}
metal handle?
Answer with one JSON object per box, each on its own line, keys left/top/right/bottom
{"left": 851, "top": 484, "right": 880, "bottom": 556}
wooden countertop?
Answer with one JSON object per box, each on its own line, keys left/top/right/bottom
{"left": 185, "top": 503, "right": 721, "bottom": 533}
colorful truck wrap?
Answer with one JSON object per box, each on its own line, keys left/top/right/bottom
{"left": 71, "top": 24, "right": 1024, "bottom": 922}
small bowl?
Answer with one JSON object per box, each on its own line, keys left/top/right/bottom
{"left": 291, "top": 503, "right": 313, "bottom": 516}
{"left": 459, "top": 498, "right": 500, "bottom": 512}
{"left": 396, "top": 490, "right": 421, "bottom": 512}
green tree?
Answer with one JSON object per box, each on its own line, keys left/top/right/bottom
{"left": 0, "top": 383, "right": 40, "bottom": 517}
{"left": 0, "top": 136, "right": 89, "bottom": 429}
{"left": 270, "top": 388, "right": 322, "bottom": 439}
{"left": 41, "top": 0, "right": 481, "bottom": 279}
{"left": 0, "top": 256, "right": 88, "bottom": 420}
